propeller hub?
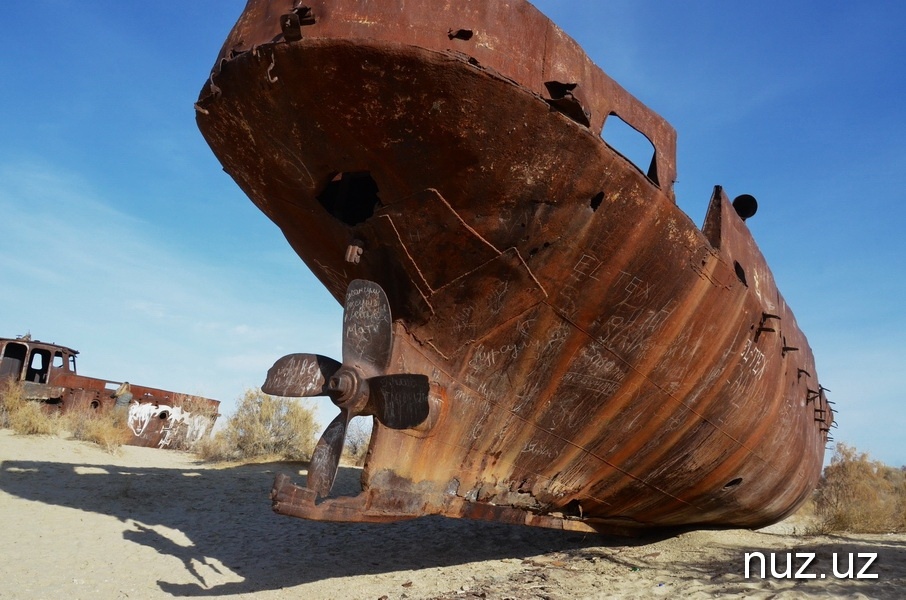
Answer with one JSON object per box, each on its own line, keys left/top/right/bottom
{"left": 329, "top": 370, "right": 355, "bottom": 396}
{"left": 329, "top": 365, "right": 370, "bottom": 414}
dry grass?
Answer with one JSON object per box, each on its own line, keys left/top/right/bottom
{"left": 66, "top": 408, "right": 132, "bottom": 454}
{"left": 195, "top": 388, "right": 318, "bottom": 462}
{"left": 9, "top": 400, "right": 65, "bottom": 436}
{"left": 808, "top": 443, "right": 906, "bottom": 534}
{"left": 0, "top": 378, "right": 23, "bottom": 429}
{"left": 1, "top": 379, "right": 65, "bottom": 436}
{"left": 2, "top": 379, "right": 128, "bottom": 452}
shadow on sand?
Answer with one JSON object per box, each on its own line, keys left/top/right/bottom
{"left": 0, "top": 457, "right": 654, "bottom": 596}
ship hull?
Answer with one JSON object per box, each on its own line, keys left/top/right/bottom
{"left": 196, "top": 0, "right": 829, "bottom": 533}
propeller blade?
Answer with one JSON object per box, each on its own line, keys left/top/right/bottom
{"left": 342, "top": 279, "right": 393, "bottom": 373}
{"left": 262, "top": 353, "right": 341, "bottom": 397}
{"left": 306, "top": 409, "right": 349, "bottom": 499}
{"left": 367, "top": 374, "right": 431, "bottom": 430}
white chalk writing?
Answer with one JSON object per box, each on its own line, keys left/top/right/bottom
{"left": 128, "top": 402, "right": 212, "bottom": 449}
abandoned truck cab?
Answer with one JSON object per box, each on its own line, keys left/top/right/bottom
{"left": 0, "top": 337, "right": 79, "bottom": 401}
{"left": 1, "top": 336, "right": 221, "bottom": 449}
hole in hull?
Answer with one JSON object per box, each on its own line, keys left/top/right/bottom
{"left": 317, "top": 172, "right": 381, "bottom": 227}
{"left": 590, "top": 192, "right": 604, "bottom": 211}
{"left": 448, "top": 29, "right": 473, "bottom": 41}
{"left": 734, "top": 261, "right": 748, "bottom": 287}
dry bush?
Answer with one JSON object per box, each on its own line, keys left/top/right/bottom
{"left": 9, "top": 401, "right": 65, "bottom": 436}
{"left": 66, "top": 408, "right": 132, "bottom": 454}
{"left": 193, "top": 429, "right": 236, "bottom": 462}
{"left": 195, "top": 388, "right": 318, "bottom": 462}
{"left": 0, "top": 379, "right": 24, "bottom": 428}
{"left": 1, "top": 379, "right": 65, "bottom": 436}
{"left": 342, "top": 418, "right": 373, "bottom": 466}
{"left": 809, "top": 443, "right": 906, "bottom": 534}
{"left": 784, "top": 492, "right": 819, "bottom": 536}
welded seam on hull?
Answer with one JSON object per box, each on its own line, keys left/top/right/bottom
{"left": 377, "top": 214, "right": 435, "bottom": 296}
{"left": 419, "top": 192, "right": 549, "bottom": 299}
{"left": 435, "top": 190, "right": 503, "bottom": 256}
{"left": 510, "top": 247, "right": 548, "bottom": 298}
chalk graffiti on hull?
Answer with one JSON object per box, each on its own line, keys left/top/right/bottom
{"left": 128, "top": 402, "right": 213, "bottom": 449}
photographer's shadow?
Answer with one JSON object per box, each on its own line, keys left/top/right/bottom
{"left": 0, "top": 458, "right": 607, "bottom": 596}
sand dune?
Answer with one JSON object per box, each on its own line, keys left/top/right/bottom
{"left": 1, "top": 429, "right": 903, "bottom": 599}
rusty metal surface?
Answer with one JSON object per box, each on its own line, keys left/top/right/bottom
{"left": 1, "top": 337, "right": 220, "bottom": 449}
{"left": 196, "top": 0, "right": 831, "bottom": 534}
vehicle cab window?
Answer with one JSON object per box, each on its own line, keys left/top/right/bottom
{"left": 27, "top": 349, "right": 51, "bottom": 383}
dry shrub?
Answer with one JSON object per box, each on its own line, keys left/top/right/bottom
{"left": 342, "top": 418, "right": 373, "bottom": 466}
{"left": 9, "top": 401, "right": 65, "bottom": 436}
{"left": 791, "top": 493, "right": 817, "bottom": 525}
{"left": 1, "top": 379, "right": 65, "bottom": 436}
{"left": 193, "top": 430, "right": 235, "bottom": 462}
{"left": 0, "top": 379, "right": 24, "bottom": 428}
{"left": 195, "top": 388, "right": 318, "bottom": 462}
{"left": 67, "top": 408, "right": 132, "bottom": 454}
{"left": 810, "top": 443, "right": 906, "bottom": 534}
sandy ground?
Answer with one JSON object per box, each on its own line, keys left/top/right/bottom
{"left": 1, "top": 429, "right": 904, "bottom": 600}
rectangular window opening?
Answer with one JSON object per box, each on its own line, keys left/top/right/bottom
{"left": 602, "top": 113, "right": 659, "bottom": 185}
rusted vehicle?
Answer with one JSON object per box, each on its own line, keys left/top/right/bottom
{"left": 195, "top": 0, "right": 832, "bottom": 534}
{"left": 0, "top": 336, "right": 220, "bottom": 449}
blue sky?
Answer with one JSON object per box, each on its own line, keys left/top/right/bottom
{"left": 1, "top": 2, "right": 903, "bottom": 466}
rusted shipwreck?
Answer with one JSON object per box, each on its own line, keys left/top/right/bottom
{"left": 1, "top": 336, "right": 220, "bottom": 449}
{"left": 195, "top": 0, "right": 832, "bottom": 534}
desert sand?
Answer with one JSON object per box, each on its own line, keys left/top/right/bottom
{"left": 1, "top": 429, "right": 903, "bottom": 600}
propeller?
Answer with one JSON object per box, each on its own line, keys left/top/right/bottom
{"left": 262, "top": 279, "right": 430, "bottom": 499}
